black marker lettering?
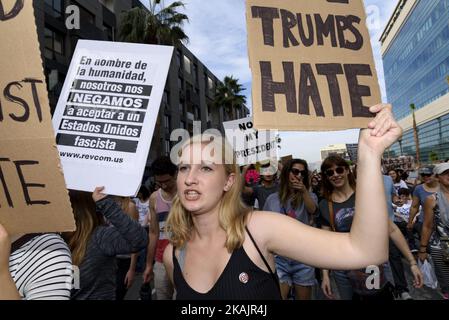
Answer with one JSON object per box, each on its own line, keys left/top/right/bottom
{"left": 316, "top": 64, "right": 344, "bottom": 116}
{"left": 315, "top": 14, "right": 337, "bottom": 47}
{"left": 0, "top": 0, "right": 24, "bottom": 21}
{"left": 297, "top": 14, "right": 315, "bottom": 47}
{"left": 344, "top": 64, "right": 375, "bottom": 118}
{"left": 13, "top": 160, "right": 50, "bottom": 206}
{"left": 260, "top": 61, "right": 297, "bottom": 113}
{"left": 251, "top": 6, "right": 280, "bottom": 46}
{"left": 0, "top": 158, "right": 13, "bottom": 208}
{"left": 4, "top": 81, "right": 29, "bottom": 122}
{"left": 281, "top": 9, "right": 299, "bottom": 47}
{"left": 298, "top": 64, "right": 325, "bottom": 117}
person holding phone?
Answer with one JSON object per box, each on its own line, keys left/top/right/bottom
{"left": 263, "top": 159, "right": 318, "bottom": 299}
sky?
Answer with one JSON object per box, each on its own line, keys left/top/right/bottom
{"left": 141, "top": 0, "right": 399, "bottom": 164}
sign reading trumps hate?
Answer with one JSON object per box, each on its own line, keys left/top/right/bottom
{"left": 0, "top": 0, "right": 75, "bottom": 233}
{"left": 246, "top": 0, "right": 382, "bottom": 131}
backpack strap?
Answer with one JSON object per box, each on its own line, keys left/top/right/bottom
{"left": 11, "top": 234, "right": 41, "bottom": 254}
{"left": 327, "top": 200, "right": 336, "bottom": 231}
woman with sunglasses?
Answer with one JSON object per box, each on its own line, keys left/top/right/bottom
{"left": 407, "top": 166, "right": 439, "bottom": 239}
{"left": 263, "top": 159, "right": 317, "bottom": 299}
{"left": 388, "top": 169, "right": 409, "bottom": 194}
{"left": 319, "top": 156, "right": 422, "bottom": 300}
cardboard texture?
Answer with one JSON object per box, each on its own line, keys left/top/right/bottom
{"left": 281, "top": 155, "right": 293, "bottom": 166}
{"left": 246, "top": 0, "right": 382, "bottom": 131}
{"left": 0, "top": 0, "right": 75, "bottom": 234}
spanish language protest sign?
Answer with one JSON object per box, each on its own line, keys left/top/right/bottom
{"left": 247, "top": 0, "right": 381, "bottom": 131}
{"left": 52, "top": 40, "right": 173, "bottom": 196}
{"left": 223, "top": 117, "right": 280, "bottom": 166}
{"left": 0, "top": 0, "right": 75, "bottom": 233}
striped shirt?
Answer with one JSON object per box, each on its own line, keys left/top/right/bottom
{"left": 9, "top": 233, "right": 73, "bottom": 300}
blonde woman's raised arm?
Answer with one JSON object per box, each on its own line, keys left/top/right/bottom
{"left": 252, "top": 104, "right": 402, "bottom": 270}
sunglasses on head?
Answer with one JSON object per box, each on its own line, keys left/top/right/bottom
{"left": 290, "top": 168, "right": 306, "bottom": 177}
{"left": 325, "top": 166, "right": 345, "bottom": 177}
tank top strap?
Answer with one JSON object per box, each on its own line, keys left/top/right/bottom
{"left": 245, "top": 226, "right": 280, "bottom": 291}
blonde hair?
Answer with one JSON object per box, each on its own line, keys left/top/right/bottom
{"left": 165, "top": 134, "right": 251, "bottom": 252}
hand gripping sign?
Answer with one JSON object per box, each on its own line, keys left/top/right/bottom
{"left": 247, "top": 0, "right": 382, "bottom": 131}
{"left": 0, "top": 0, "right": 75, "bottom": 234}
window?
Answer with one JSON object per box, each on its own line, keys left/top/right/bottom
{"left": 208, "top": 77, "right": 214, "bottom": 91}
{"left": 72, "top": 1, "right": 95, "bottom": 24}
{"left": 184, "top": 55, "right": 191, "bottom": 74}
{"left": 179, "top": 102, "right": 184, "bottom": 114}
{"left": 47, "top": 69, "right": 58, "bottom": 91}
{"left": 194, "top": 106, "right": 200, "bottom": 120}
{"left": 162, "top": 91, "right": 169, "bottom": 106}
{"left": 45, "top": 68, "right": 64, "bottom": 96}
{"left": 178, "top": 77, "right": 184, "bottom": 91}
{"left": 164, "top": 115, "right": 171, "bottom": 130}
{"left": 165, "top": 140, "right": 170, "bottom": 155}
{"left": 186, "top": 83, "right": 193, "bottom": 100}
{"left": 176, "top": 50, "right": 183, "bottom": 68}
{"left": 180, "top": 121, "right": 186, "bottom": 129}
{"left": 44, "top": 27, "right": 64, "bottom": 59}
{"left": 45, "top": 0, "right": 63, "bottom": 18}
{"left": 193, "top": 64, "right": 198, "bottom": 85}
{"left": 103, "top": 24, "right": 114, "bottom": 41}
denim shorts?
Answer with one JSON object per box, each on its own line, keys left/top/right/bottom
{"left": 275, "top": 256, "right": 316, "bottom": 286}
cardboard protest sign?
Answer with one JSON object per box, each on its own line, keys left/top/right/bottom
{"left": 281, "top": 155, "right": 293, "bottom": 166}
{"left": 223, "top": 117, "right": 280, "bottom": 166}
{"left": 0, "top": 0, "right": 75, "bottom": 234}
{"left": 246, "top": 0, "right": 381, "bottom": 131}
{"left": 52, "top": 40, "right": 173, "bottom": 196}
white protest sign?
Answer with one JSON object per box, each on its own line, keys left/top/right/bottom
{"left": 223, "top": 117, "right": 280, "bottom": 166}
{"left": 52, "top": 40, "right": 173, "bottom": 196}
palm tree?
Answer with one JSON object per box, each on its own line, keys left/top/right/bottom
{"left": 119, "top": 0, "right": 189, "bottom": 45}
{"left": 118, "top": 7, "right": 149, "bottom": 43}
{"left": 410, "top": 103, "right": 421, "bottom": 166}
{"left": 214, "top": 76, "right": 246, "bottom": 120}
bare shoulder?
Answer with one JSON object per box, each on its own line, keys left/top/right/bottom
{"left": 149, "top": 191, "right": 158, "bottom": 208}
{"left": 245, "top": 210, "right": 281, "bottom": 242}
{"left": 246, "top": 210, "right": 277, "bottom": 225}
{"left": 163, "top": 243, "right": 174, "bottom": 267}
{"left": 128, "top": 201, "right": 138, "bottom": 220}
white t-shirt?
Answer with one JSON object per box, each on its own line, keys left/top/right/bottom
{"left": 133, "top": 197, "right": 150, "bottom": 227}
{"left": 393, "top": 180, "right": 408, "bottom": 193}
{"left": 393, "top": 201, "right": 412, "bottom": 222}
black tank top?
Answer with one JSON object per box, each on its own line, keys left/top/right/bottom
{"left": 173, "top": 227, "right": 282, "bottom": 300}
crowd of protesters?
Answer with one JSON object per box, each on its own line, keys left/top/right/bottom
{"left": 2, "top": 106, "right": 449, "bottom": 300}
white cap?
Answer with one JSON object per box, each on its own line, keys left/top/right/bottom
{"left": 260, "top": 164, "right": 277, "bottom": 176}
{"left": 434, "top": 163, "right": 449, "bottom": 175}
